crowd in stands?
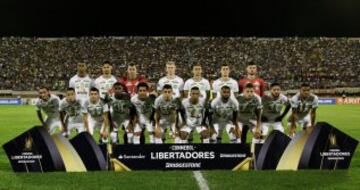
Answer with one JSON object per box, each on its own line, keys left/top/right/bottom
{"left": 1, "top": 37, "right": 360, "bottom": 91}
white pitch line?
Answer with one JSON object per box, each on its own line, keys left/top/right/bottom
{"left": 193, "top": 171, "right": 210, "bottom": 190}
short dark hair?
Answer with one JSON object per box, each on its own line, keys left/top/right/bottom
{"left": 127, "top": 63, "right": 136, "bottom": 68}
{"left": 300, "top": 83, "right": 310, "bottom": 88}
{"left": 221, "top": 63, "right": 229, "bottom": 68}
{"left": 221, "top": 85, "right": 231, "bottom": 91}
{"left": 247, "top": 61, "right": 257, "bottom": 67}
{"left": 113, "top": 82, "right": 128, "bottom": 93}
{"left": 67, "top": 87, "right": 75, "bottom": 92}
{"left": 137, "top": 82, "right": 149, "bottom": 90}
{"left": 190, "top": 86, "right": 200, "bottom": 91}
{"left": 163, "top": 84, "right": 172, "bottom": 90}
{"left": 90, "top": 87, "right": 99, "bottom": 93}
{"left": 39, "top": 86, "right": 49, "bottom": 91}
{"left": 245, "top": 83, "right": 254, "bottom": 89}
{"left": 103, "top": 60, "right": 111, "bottom": 65}
{"left": 270, "top": 82, "right": 280, "bottom": 88}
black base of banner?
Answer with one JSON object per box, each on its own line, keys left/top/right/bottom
{"left": 2, "top": 126, "right": 65, "bottom": 172}
{"left": 70, "top": 132, "right": 107, "bottom": 171}
{"left": 299, "top": 122, "right": 359, "bottom": 169}
{"left": 256, "top": 131, "right": 291, "bottom": 170}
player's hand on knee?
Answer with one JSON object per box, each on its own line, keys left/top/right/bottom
{"left": 289, "top": 126, "right": 296, "bottom": 137}
{"left": 154, "top": 127, "right": 162, "bottom": 138}
{"left": 101, "top": 130, "right": 109, "bottom": 138}
{"left": 254, "top": 128, "right": 262, "bottom": 139}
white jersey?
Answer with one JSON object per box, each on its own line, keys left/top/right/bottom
{"left": 131, "top": 94, "right": 154, "bottom": 125}
{"left": 262, "top": 93, "right": 289, "bottom": 121}
{"left": 210, "top": 97, "right": 239, "bottom": 124}
{"left": 237, "top": 93, "right": 262, "bottom": 123}
{"left": 94, "top": 75, "right": 118, "bottom": 99}
{"left": 183, "top": 78, "right": 211, "bottom": 99}
{"left": 212, "top": 77, "right": 239, "bottom": 98}
{"left": 59, "top": 99, "right": 83, "bottom": 124}
{"left": 69, "top": 74, "right": 94, "bottom": 104}
{"left": 157, "top": 75, "right": 184, "bottom": 98}
{"left": 35, "top": 94, "right": 61, "bottom": 118}
{"left": 182, "top": 97, "right": 206, "bottom": 127}
{"left": 154, "top": 95, "right": 181, "bottom": 123}
{"left": 290, "top": 93, "right": 319, "bottom": 119}
{"left": 82, "top": 99, "right": 109, "bottom": 122}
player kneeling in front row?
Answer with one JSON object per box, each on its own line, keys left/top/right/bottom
{"left": 154, "top": 84, "right": 182, "bottom": 144}
{"left": 261, "top": 83, "right": 290, "bottom": 136}
{"left": 178, "top": 87, "right": 210, "bottom": 144}
{"left": 59, "top": 88, "right": 86, "bottom": 137}
{"left": 35, "top": 87, "right": 63, "bottom": 135}
{"left": 210, "top": 85, "right": 240, "bottom": 143}
{"left": 109, "top": 82, "right": 136, "bottom": 144}
{"left": 237, "top": 83, "right": 263, "bottom": 144}
{"left": 131, "top": 82, "right": 156, "bottom": 144}
{"left": 82, "top": 87, "right": 110, "bottom": 143}
{"left": 289, "top": 83, "right": 319, "bottom": 137}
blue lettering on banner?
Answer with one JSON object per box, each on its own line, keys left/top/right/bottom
{"left": 318, "top": 98, "right": 336, "bottom": 105}
{"left": 0, "top": 98, "right": 22, "bottom": 105}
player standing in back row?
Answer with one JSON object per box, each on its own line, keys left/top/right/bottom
{"left": 239, "top": 62, "right": 266, "bottom": 97}
{"left": 69, "top": 62, "right": 95, "bottom": 105}
{"left": 157, "top": 61, "right": 184, "bottom": 99}
{"left": 95, "top": 61, "right": 118, "bottom": 100}
{"left": 212, "top": 64, "right": 239, "bottom": 99}
{"left": 118, "top": 64, "right": 148, "bottom": 97}
{"left": 183, "top": 64, "right": 211, "bottom": 101}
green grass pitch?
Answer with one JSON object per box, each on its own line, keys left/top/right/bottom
{"left": 0, "top": 105, "right": 359, "bottom": 190}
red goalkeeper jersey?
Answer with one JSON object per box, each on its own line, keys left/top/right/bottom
{"left": 118, "top": 76, "right": 148, "bottom": 96}
{"left": 239, "top": 77, "right": 266, "bottom": 97}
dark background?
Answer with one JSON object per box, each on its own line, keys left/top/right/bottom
{"left": 1, "top": 0, "right": 360, "bottom": 37}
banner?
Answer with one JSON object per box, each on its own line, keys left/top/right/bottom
{"left": 2, "top": 126, "right": 65, "bottom": 172}
{"left": 256, "top": 130, "right": 291, "bottom": 170}
{"left": 0, "top": 98, "right": 22, "bottom": 105}
{"left": 104, "top": 144, "right": 251, "bottom": 170}
{"left": 336, "top": 97, "right": 360, "bottom": 105}
{"left": 3, "top": 122, "right": 358, "bottom": 172}
{"left": 318, "top": 98, "right": 337, "bottom": 105}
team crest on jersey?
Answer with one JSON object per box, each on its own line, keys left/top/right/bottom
{"left": 66, "top": 103, "right": 81, "bottom": 116}
{"left": 88, "top": 106, "right": 104, "bottom": 117}
{"left": 112, "top": 100, "right": 131, "bottom": 114}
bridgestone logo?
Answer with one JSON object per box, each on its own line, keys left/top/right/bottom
{"left": 165, "top": 162, "right": 201, "bottom": 168}
{"left": 151, "top": 151, "right": 215, "bottom": 160}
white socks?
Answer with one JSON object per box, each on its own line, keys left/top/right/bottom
{"left": 155, "top": 137, "right": 163, "bottom": 144}
{"left": 133, "top": 135, "right": 140, "bottom": 144}
{"left": 127, "top": 133, "right": 134, "bottom": 144}
{"left": 202, "top": 138, "right": 210, "bottom": 143}
{"left": 149, "top": 134, "right": 155, "bottom": 144}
